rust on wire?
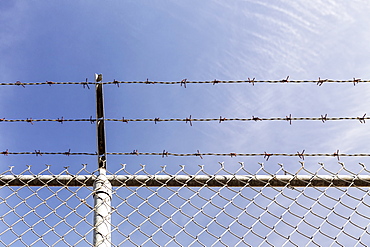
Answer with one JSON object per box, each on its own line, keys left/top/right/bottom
{"left": 264, "top": 152, "right": 272, "bottom": 161}
{"left": 180, "top": 79, "right": 187, "bottom": 88}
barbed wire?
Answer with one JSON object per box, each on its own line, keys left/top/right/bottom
{"left": 1, "top": 77, "right": 367, "bottom": 87}
{"left": 106, "top": 150, "right": 367, "bottom": 161}
{"left": 2, "top": 149, "right": 370, "bottom": 161}
{"left": 1, "top": 114, "right": 368, "bottom": 124}
{"left": 0, "top": 149, "right": 95, "bottom": 156}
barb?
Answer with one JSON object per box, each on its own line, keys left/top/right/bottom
{"left": 297, "top": 150, "right": 305, "bottom": 160}
{"left": 180, "top": 79, "right": 187, "bottom": 88}
{"left": 286, "top": 114, "right": 292, "bottom": 125}
{"left": 2, "top": 78, "right": 370, "bottom": 86}
{"left": 321, "top": 114, "right": 328, "bottom": 123}
{"left": 83, "top": 78, "right": 90, "bottom": 89}
{"left": 280, "top": 76, "right": 289, "bottom": 83}
{"left": 358, "top": 113, "right": 366, "bottom": 123}
{"left": 317, "top": 77, "right": 328, "bottom": 86}
{"left": 185, "top": 115, "right": 192, "bottom": 126}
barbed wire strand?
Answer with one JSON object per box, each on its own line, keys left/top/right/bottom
{"left": 1, "top": 149, "right": 370, "bottom": 160}
{"left": 1, "top": 114, "right": 368, "bottom": 124}
{"left": 1, "top": 78, "right": 367, "bottom": 86}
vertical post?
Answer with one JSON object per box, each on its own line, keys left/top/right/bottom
{"left": 93, "top": 74, "right": 112, "bottom": 246}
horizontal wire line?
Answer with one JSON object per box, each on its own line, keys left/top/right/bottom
{"left": 1, "top": 151, "right": 370, "bottom": 159}
{"left": 106, "top": 152, "right": 369, "bottom": 157}
{"left": 0, "top": 78, "right": 367, "bottom": 86}
{"left": 1, "top": 151, "right": 96, "bottom": 155}
{"left": 0, "top": 116, "right": 368, "bottom": 123}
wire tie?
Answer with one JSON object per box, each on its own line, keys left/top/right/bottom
{"left": 281, "top": 76, "right": 289, "bottom": 83}
{"left": 195, "top": 150, "right": 203, "bottom": 159}
{"left": 2, "top": 149, "right": 8, "bottom": 156}
{"left": 286, "top": 114, "right": 292, "bottom": 125}
{"left": 252, "top": 116, "right": 261, "bottom": 121}
{"left": 26, "top": 118, "right": 34, "bottom": 125}
{"left": 353, "top": 78, "right": 361, "bottom": 86}
{"left": 358, "top": 113, "right": 366, "bottom": 123}
{"left": 230, "top": 153, "right": 237, "bottom": 157}
{"left": 321, "top": 114, "right": 328, "bottom": 123}
{"left": 122, "top": 117, "right": 128, "bottom": 123}
{"left": 89, "top": 116, "right": 95, "bottom": 124}
{"left": 181, "top": 79, "right": 187, "bottom": 88}
{"left": 16, "top": 81, "right": 25, "bottom": 88}
{"left": 83, "top": 78, "right": 90, "bottom": 89}
{"left": 264, "top": 152, "right": 272, "bottom": 161}
{"left": 317, "top": 77, "right": 327, "bottom": 86}
{"left": 113, "top": 79, "right": 120, "bottom": 87}
{"left": 64, "top": 149, "right": 71, "bottom": 156}
{"left": 219, "top": 116, "right": 226, "bottom": 123}
{"left": 186, "top": 115, "right": 192, "bottom": 126}
{"left": 130, "top": 150, "right": 139, "bottom": 156}
{"left": 213, "top": 79, "right": 220, "bottom": 85}
{"left": 162, "top": 150, "right": 168, "bottom": 158}
{"left": 154, "top": 118, "right": 160, "bottom": 124}
{"left": 57, "top": 117, "right": 64, "bottom": 124}
{"left": 47, "top": 81, "right": 54, "bottom": 86}
{"left": 333, "top": 150, "right": 340, "bottom": 160}
{"left": 35, "top": 150, "right": 42, "bottom": 156}
{"left": 297, "top": 150, "right": 305, "bottom": 160}
{"left": 248, "top": 77, "right": 255, "bottom": 86}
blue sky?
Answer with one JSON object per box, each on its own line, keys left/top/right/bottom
{"left": 2, "top": 1, "right": 370, "bottom": 246}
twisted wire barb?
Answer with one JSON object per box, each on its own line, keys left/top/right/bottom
{"left": 1, "top": 78, "right": 368, "bottom": 86}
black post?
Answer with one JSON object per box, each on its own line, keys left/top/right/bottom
{"left": 96, "top": 82, "right": 106, "bottom": 169}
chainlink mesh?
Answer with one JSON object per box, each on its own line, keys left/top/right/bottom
{"left": 1, "top": 162, "right": 370, "bottom": 246}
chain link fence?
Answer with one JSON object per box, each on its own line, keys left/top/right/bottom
{"left": 1, "top": 162, "right": 370, "bottom": 246}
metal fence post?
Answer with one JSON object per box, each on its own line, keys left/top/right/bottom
{"left": 93, "top": 168, "right": 112, "bottom": 246}
{"left": 93, "top": 74, "right": 112, "bottom": 246}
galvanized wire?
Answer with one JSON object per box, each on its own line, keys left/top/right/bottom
{"left": 0, "top": 114, "right": 369, "bottom": 124}
{"left": 1, "top": 149, "right": 368, "bottom": 161}
{"left": 0, "top": 78, "right": 367, "bottom": 86}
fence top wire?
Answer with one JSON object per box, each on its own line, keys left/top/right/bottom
{"left": 0, "top": 77, "right": 367, "bottom": 87}
{"left": 2, "top": 162, "right": 370, "bottom": 187}
{"left": 1, "top": 149, "right": 370, "bottom": 161}
{"left": 0, "top": 114, "right": 369, "bottom": 124}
